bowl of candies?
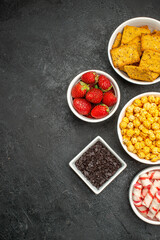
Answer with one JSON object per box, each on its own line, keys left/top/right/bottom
{"left": 129, "top": 166, "right": 160, "bottom": 224}
{"left": 118, "top": 92, "right": 160, "bottom": 164}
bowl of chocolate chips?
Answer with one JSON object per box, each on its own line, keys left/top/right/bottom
{"left": 69, "top": 136, "right": 127, "bottom": 194}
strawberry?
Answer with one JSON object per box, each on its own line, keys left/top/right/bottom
{"left": 73, "top": 98, "right": 92, "bottom": 115}
{"left": 91, "top": 104, "right": 109, "bottom": 119}
{"left": 98, "top": 75, "right": 112, "bottom": 92}
{"left": 81, "top": 72, "right": 98, "bottom": 84}
{"left": 86, "top": 88, "right": 103, "bottom": 104}
{"left": 89, "top": 83, "right": 96, "bottom": 89}
{"left": 87, "top": 114, "right": 94, "bottom": 119}
{"left": 71, "top": 81, "right": 89, "bottom": 98}
{"left": 102, "top": 92, "right": 117, "bottom": 107}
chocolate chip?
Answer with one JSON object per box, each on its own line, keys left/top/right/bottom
{"left": 75, "top": 141, "right": 121, "bottom": 189}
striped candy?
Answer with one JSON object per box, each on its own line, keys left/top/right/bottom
{"left": 132, "top": 182, "right": 142, "bottom": 201}
{"left": 149, "top": 191, "right": 160, "bottom": 215}
{"left": 134, "top": 201, "right": 148, "bottom": 216}
{"left": 133, "top": 171, "right": 160, "bottom": 222}
{"left": 148, "top": 171, "right": 160, "bottom": 180}
{"left": 139, "top": 173, "right": 152, "bottom": 188}
{"left": 142, "top": 180, "right": 160, "bottom": 208}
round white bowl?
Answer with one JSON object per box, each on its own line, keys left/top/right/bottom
{"left": 117, "top": 92, "right": 160, "bottom": 164}
{"left": 129, "top": 166, "right": 160, "bottom": 225}
{"left": 67, "top": 70, "right": 120, "bottom": 123}
{"left": 108, "top": 17, "right": 160, "bottom": 85}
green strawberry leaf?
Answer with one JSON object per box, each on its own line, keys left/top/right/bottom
{"left": 100, "top": 85, "right": 112, "bottom": 92}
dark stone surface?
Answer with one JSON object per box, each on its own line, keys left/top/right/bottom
{"left": 0, "top": 0, "right": 160, "bottom": 239}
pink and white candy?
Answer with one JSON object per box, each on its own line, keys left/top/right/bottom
{"left": 142, "top": 180, "right": 160, "bottom": 208}
{"left": 148, "top": 171, "right": 160, "bottom": 180}
{"left": 156, "top": 211, "right": 160, "bottom": 221}
{"left": 132, "top": 170, "right": 160, "bottom": 222}
{"left": 139, "top": 173, "right": 152, "bottom": 188}
{"left": 134, "top": 201, "right": 148, "bottom": 216}
{"left": 149, "top": 191, "right": 160, "bottom": 215}
{"left": 132, "top": 181, "right": 142, "bottom": 202}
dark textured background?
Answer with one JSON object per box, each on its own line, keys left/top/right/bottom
{"left": 0, "top": 0, "right": 160, "bottom": 239}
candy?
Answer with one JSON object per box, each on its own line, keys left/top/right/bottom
{"left": 141, "top": 188, "right": 148, "bottom": 199}
{"left": 132, "top": 181, "right": 142, "bottom": 201}
{"left": 142, "top": 180, "right": 160, "bottom": 208}
{"left": 132, "top": 170, "right": 160, "bottom": 222}
{"left": 156, "top": 211, "right": 160, "bottom": 221}
{"left": 149, "top": 191, "right": 160, "bottom": 215}
{"left": 148, "top": 171, "right": 160, "bottom": 180}
{"left": 147, "top": 210, "right": 155, "bottom": 219}
{"left": 139, "top": 173, "right": 152, "bottom": 188}
{"left": 134, "top": 201, "right": 148, "bottom": 216}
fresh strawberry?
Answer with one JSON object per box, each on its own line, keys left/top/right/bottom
{"left": 87, "top": 114, "right": 94, "bottom": 119}
{"left": 109, "top": 88, "right": 115, "bottom": 94}
{"left": 86, "top": 88, "right": 103, "bottom": 104}
{"left": 81, "top": 72, "right": 98, "bottom": 84}
{"left": 73, "top": 98, "right": 92, "bottom": 115}
{"left": 91, "top": 104, "right": 109, "bottom": 119}
{"left": 89, "top": 83, "right": 96, "bottom": 89}
{"left": 98, "top": 75, "right": 112, "bottom": 91}
{"left": 102, "top": 92, "right": 117, "bottom": 107}
{"left": 71, "top": 81, "right": 89, "bottom": 98}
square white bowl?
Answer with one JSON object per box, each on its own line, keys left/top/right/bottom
{"left": 69, "top": 136, "right": 127, "bottom": 194}
{"left": 108, "top": 17, "right": 160, "bottom": 85}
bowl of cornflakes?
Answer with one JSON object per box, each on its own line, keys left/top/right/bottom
{"left": 117, "top": 92, "right": 160, "bottom": 164}
{"left": 108, "top": 17, "right": 160, "bottom": 85}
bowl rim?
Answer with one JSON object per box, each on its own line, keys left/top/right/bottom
{"left": 117, "top": 92, "right": 160, "bottom": 165}
{"left": 129, "top": 166, "right": 160, "bottom": 225}
{"left": 67, "top": 70, "right": 120, "bottom": 123}
{"left": 108, "top": 17, "right": 160, "bottom": 85}
{"left": 69, "top": 136, "right": 127, "bottom": 194}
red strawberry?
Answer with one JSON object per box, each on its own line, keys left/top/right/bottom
{"left": 98, "top": 75, "right": 112, "bottom": 91}
{"left": 102, "top": 92, "right": 117, "bottom": 107}
{"left": 89, "top": 83, "right": 96, "bottom": 89}
{"left": 86, "top": 88, "right": 103, "bottom": 104}
{"left": 71, "top": 81, "right": 89, "bottom": 98}
{"left": 109, "top": 88, "right": 115, "bottom": 94}
{"left": 87, "top": 114, "right": 94, "bottom": 119}
{"left": 91, "top": 104, "right": 109, "bottom": 119}
{"left": 73, "top": 98, "right": 92, "bottom": 115}
{"left": 81, "top": 72, "right": 98, "bottom": 84}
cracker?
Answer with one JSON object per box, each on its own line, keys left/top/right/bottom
{"left": 140, "top": 25, "right": 149, "bottom": 29}
{"left": 127, "top": 36, "right": 142, "bottom": 56}
{"left": 119, "top": 66, "right": 125, "bottom": 71}
{"left": 140, "top": 50, "right": 160, "bottom": 73}
{"left": 110, "top": 44, "right": 140, "bottom": 68}
{"left": 141, "top": 34, "right": 160, "bottom": 52}
{"left": 121, "top": 25, "right": 150, "bottom": 44}
{"left": 119, "top": 62, "right": 139, "bottom": 72}
{"left": 152, "top": 30, "right": 160, "bottom": 36}
{"left": 124, "top": 66, "right": 159, "bottom": 81}
{"left": 112, "top": 32, "right": 122, "bottom": 49}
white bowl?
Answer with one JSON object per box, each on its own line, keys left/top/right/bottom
{"left": 69, "top": 136, "right": 127, "bottom": 194}
{"left": 129, "top": 166, "right": 160, "bottom": 225}
{"left": 67, "top": 70, "right": 120, "bottom": 123}
{"left": 117, "top": 92, "right": 160, "bottom": 165}
{"left": 108, "top": 17, "right": 160, "bottom": 85}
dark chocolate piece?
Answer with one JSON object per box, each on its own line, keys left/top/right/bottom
{"left": 75, "top": 141, "right": 121, "bottom": 189}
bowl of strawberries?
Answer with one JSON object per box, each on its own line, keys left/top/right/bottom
{"left": 67, "top": 70, "right": 120, "bottom": 123}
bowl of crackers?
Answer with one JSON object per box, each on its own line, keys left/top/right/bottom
{"left": 108, "top": 17, "right": 160, "bottom": 85}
